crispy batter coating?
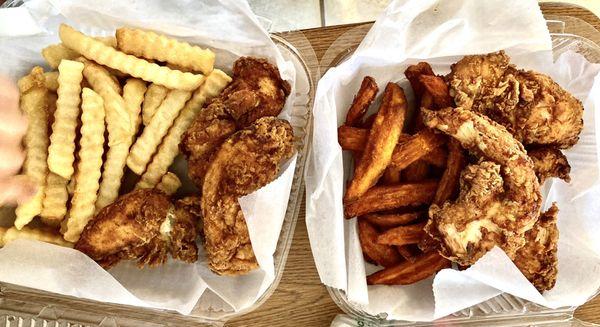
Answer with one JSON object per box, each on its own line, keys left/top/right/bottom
{"left": 221, "top": 57, "right": 290, "bottom": 127}
{"left": 422, "top": 108, "right": 541, "bottom": 265}
{"left": 513, "top": 203, "right": 559, "bottom": 292}
{"left": 75, "top": 189, "right": 198, "bottom": 268}
{"left": 181, "top": 57, "right": 290, "bottom": 187}
{"left": 202, "top": 117, "right": 294, "bottom": 275}
{"left": 528, "top": 146, "right": 571, "bottom": 183}
{"left": 448, "top": 51, "right": 584, "bottom": 148}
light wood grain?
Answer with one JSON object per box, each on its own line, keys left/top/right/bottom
{"left": 230, "top": 3, "right": 600, "bottom": 326}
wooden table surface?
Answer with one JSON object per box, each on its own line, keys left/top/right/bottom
{"left": 229, "top": 3, "right": 600, "bottom": 326}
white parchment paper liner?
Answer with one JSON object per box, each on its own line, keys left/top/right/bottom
{"left": 0, "top": 0, "right": 298, "bottom": 315}
{"left": 305, "top": 0, "right": 600, "bottom": 321}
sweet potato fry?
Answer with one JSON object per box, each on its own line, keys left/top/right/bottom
{"left": 389, "top": 129, "right": 446, "bottom": 170}
{"left": 396, "top": 245, "right": 419, "bottom": 263}
{"left": 344, "top": 83, "right": 407, "bottom": 202}
{"left": 382, "top": 166, "right": 402, "bottom": 184}
{"left": 338, "top": 125, "right": 369, "bottom": 151}
{"left": 404, "top": 62, "right": 435, "bottom": 98}
{"left": 345, "top": 76, "right": 378, "bottom": 126}
{"left": 363, "top": 211, "right": 422, "bottom": 228}
{"left": 418, "top": 234, "right": 440, "bottom": 253}
{"left": 423, "top": 146, "right": 448, "bottom": 168}
{"left": 433, "top": 139, "right": 466, "bottom": 205}
{"left": 338, "top": 126, "right": 411, "bottom": 152}
{"left": 345, "top": 181, "right": 437, "bottom": 218}
{"left": 367, "top": 251, "right": 450, "bottom": 285}
{"left": 357, "top": 219, "right": 402, "bottom": 268}
{"left": 402, "top": 160, "right": 429, "bottom": 182}
{"left": 418, "top": 75, "right": 453, "bottom": 109}
{"left": 362, "top": 113, "right": 377, "bottom": 128}
{"left": 377, "top": 222, "right": 426, "bottom": 246}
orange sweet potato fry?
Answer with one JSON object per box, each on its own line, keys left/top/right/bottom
{"left": 396, "top": 245, "right": 419, "bottom": 263}
{"left": 363, "top": 211, "right": 422, "bottom": 228}
{"left": 377, "top": 222, "right": 426, "bottom": 246}
{"left": 423, "top": 146, "right": 448, "bottom": 168}
{"left": 345, "top": 76, "right": 379, "bottom": 126}
{"left": 433, "top": 139, "right": 466, "bottom": 205}
{"left": 367, "top": 251, "right": 450, "bottom": 285}
{"left": 402, "top": 160, "right": 429, "bottom": 182}
{"left": 338, "top": 125, "right": 369, "bottom": 151}
{"left": 404, "top": 62, "right": 435, "bottom": 98}
{"left": 389, "top": 129, "right": 446, "bottom": 170}
{"left": 382, "top": 166, "right": 402, "bottom": 184}
{"left": 362, "top": 113, "right": 377, "bottom": 128}
{"left": 344, "top": 83, "right": 407, "bottom": 203}
{"left": 345, "top": 181, "right": 438, "bottom": 218}
{"left": 419, "top": 75, "right": 453, "bottom": 109}
{"left": 358, "top": 219, "right": 402, "bottom": 268}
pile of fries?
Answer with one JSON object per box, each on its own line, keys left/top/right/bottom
{"left": 3, "top": 24, "right": 231, "bottom": 247}
{"left": 339, "top": 64, "right": 467, "bottom": 285}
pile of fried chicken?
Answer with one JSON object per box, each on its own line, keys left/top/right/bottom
{"left": 74, "top": 57, "right": 295, "bottom": 275}
{"left": 341, "top": 51, "right": 580, "bottom": 292}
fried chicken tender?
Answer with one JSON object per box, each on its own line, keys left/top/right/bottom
{"left": 422, "top": 108, "right": 541, "bottom": 265}
{"left": 528, "top": 146, "right": 571, "bottom": 183}
{"left": 202, "top": 117, "right": 294, "bottom": 275}
{"left": 75, "top": 189, "right": 198, "bottom": 268}
{"left": 513, "top": 203, "right": 559, "bottom": 292}
{"left": 221, "top": 57, "right": 290, "bottom": 127}
{"left": 181, "top": 57, "right": 290, "bottom": 187}
{"left": 448, "top": 51, "right": 583, "bottom": 148}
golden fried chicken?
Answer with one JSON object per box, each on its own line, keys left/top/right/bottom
{"left": 528, "top": 147, "right": 571, "bottom": 183}
{"left": 422, "top": 108, "right": 541, "bottom": 265}
{"left": 221, "top": 57, "right": 290, "bottom": 127}
{"left": 448, "top": 51, "right": 583, "bottom": 148}
{"left": 202, "top": 117, "right": 294, "bottom": 275}
{"left": 75, "top": 189, "right": 198, "bottom": 269}
{"left": 181, "top": 57, "right": 290, "bottom": 187}
{"left": 513, "top": 203, "right": 559, "bottom": 292}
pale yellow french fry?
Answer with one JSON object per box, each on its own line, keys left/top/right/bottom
{"left": 47, "top": 60, "right": 84, "bottom": 180}
{"left": 41, "top": 44, "right": 79, "bottom": 69}
{"left": 2, "top": 226, "right": 73, "bottom": 248}
{"left": 126, "top": 89, "right": 192, "bottom": 175}
{"left": 64, "top": 88, "right": 106, "bottom": 242}
{"left": 95, "top": 36, "right": 117, "bottom": 48}
{"left": 14, "top": 67, "right": 49, "bottom": 229}
{"left": 0, "top": 227, "right": 6, "bottom": 245}
{"left": 155, "top": 172, "right": 181, "bottom": 195}
{"left": 44, "top": 71, "right": 59, "bottom": 91}
{"left": 142, "top": 83, "right": 168, "bottom": 126}
{"left": 116, "top": 27, "right": 215, "bottom": 74}
{"left": 123, "top": 78, "right": 147, "bottom": 135}
{"left": 40, "top": 172, "right": 69, "bottom": 223}
{"left": 46, "top": 92, "right": 57, "bottom": 130}
{"left": 137, "top": 70, "right": 231, "bottom": 189}
{"left": 60, "top": 24, "right": 204, "bottom": 91}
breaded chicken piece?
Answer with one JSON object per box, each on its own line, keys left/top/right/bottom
{"left": 221, "top": 57, "right": 291, "bottom": 127}
{"left": 75, "top": 189, "right": 198, "bottom": 268}
{"left": 528, "top": 147, "right": 571, "bottom": 183}
{"left": 202, "top": 117, "right": 294, "bottom": 275}
{"left": 180, "top": 101, "right": 237, "bottom": 186}
{"left": 422, "top": 108, "right": 541, "bottom": 265}
{"left": 181, "top": 57, "right": 290, "bottom": 187}
{"left": 513, "top": 203, "right": 559, "bottom": 292}
{"left": 448, "top": 51, "right": 583, "bottom": 148}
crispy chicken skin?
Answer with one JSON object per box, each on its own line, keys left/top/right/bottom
{"left": 528, "top": 147, "right": 571, "bottom": 183}
{"left": 513, "top": 203, "right": 559, "bottom": 292}
{"left": 181, "top": 57, "right": 290, "bottom": 187}
{"left": 448, "top": 51, "right": 584, "bottom": 148}
{"left": 75, "top": 189, "right": 198, "bottom": 269}
{"left": 202, "top": 117, "right": 294, "bottom": 275}
{"left": 422, "top": 108, "right": 541, "bottom": 265}
{"left": 221, "top": 57, "right": 291, "bottom": 127}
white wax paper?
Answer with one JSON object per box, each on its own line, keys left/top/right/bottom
{"left": 0, "top": 0, "right": 298, "bottom": 315}
{"left": 305, "top": 0, "right": 600, "bottom": 321}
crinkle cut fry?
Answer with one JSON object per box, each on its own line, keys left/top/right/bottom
{"left": 344, "top": 82, "right": 407, "bottom": 202}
